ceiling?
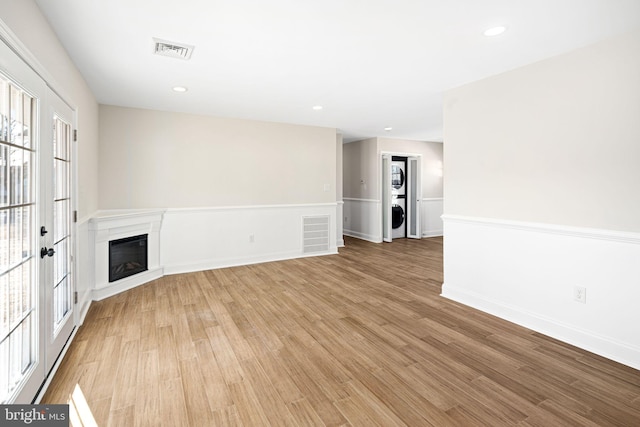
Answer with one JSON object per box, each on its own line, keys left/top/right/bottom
{"left": 35, "top": 0, "right": 640, "bottom": 143}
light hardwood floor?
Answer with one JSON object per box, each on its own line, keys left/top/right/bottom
{"left": 43, "top": 237, "right": 640, "bottom": 426}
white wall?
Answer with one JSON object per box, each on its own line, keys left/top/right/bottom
{"left": 0, "top": 0, "right": 99, "bottom": 320}
{"left": 343, "top": 137, "right": 444, "bottom": 241}
{"left": 443, "top": 29, "right": 640, "bottom": 369}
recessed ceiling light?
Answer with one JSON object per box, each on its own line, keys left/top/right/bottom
{"left": 172, "top": 86, "right": 188, "bottom": 93}
{"left": 312, "top": 105, "right": 323, "bottom": 111}
{"left": 384, "top": 127, "right": 393, "bottom": 132}
{"left": 484, "top": 26, "right": 507, "bottom": 37}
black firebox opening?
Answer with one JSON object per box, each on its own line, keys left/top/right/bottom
{"left": 109, "top": 234, "right": 148, "bottom": 282}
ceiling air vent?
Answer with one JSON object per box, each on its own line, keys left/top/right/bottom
{"left": 153, "top": 38, "right": 194, "bottom": 60}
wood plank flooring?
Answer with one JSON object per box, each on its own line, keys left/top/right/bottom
{"left": 43, "top": 236, "right": 640, "bottom": 426}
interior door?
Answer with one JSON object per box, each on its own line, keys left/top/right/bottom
{"left": 406, "top": 156, "right": 421, "bottom": 239}
{"left": 42, "top": 89, "right": 75, "bottom": 375}
{"left": 382, "top": 154, "right": 392, "bottom": 242}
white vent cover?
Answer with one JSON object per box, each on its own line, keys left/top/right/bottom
{"left": 153, "top": 38, "right": 194, "bottom": 60}
{"left": 303, "top": 216, "right": 330, "bottom": 254}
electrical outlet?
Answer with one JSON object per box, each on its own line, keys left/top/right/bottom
{"left": 574, "top": 286, "right": 586, "bottom": 304}
{"left": 249, "top": 234, "right": 255, "bottom": 243}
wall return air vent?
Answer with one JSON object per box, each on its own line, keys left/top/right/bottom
{"left": 153, "top": 38, "right": 194, "bottom": 60}
{"left": 302, "top": 216, "right": 330, "bottom": 254}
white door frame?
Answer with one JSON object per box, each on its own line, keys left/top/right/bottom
{"left": 379, "top": 151, "right": 422, "bottom": 242}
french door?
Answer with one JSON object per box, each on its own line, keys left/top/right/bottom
{"left": 406, "top": 156, "right": 421, "bottom": 239}
{"left": 43, "top": 90, "right": 75, "bottom": 378}
{"left": 382, "top": 154, "right": 392, "bottom": 242}
{"left": 1, "top": 39, "right": 75, "bottom": 404}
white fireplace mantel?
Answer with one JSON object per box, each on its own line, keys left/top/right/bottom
{"left": 89, "top": 209, "right": 165, "bottom": 300}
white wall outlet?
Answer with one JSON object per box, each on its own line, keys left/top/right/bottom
{"left": 574, "top": 286, "right": 586, "bottom": 304}
{"left": 249, "top": 234, "right": 255, "bottom": 243}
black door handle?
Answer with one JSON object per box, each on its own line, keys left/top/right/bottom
{"left": 40, "top": 247, "right": 55, "bottom": 258}
{"left": 40, "top": 226, "right": 48, "bottom": 236}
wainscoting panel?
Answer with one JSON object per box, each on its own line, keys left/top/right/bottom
{"left": 75, "top": 217, "right": 93, "bottom": 324}
{"left": 162, "top": 203, "right": 338, "bottom": 275}
{"left": 336, "top": 201, "right": 344, "bottom": 247}
{"left": 442, "top": 215, "right": 640, "bottom": 369}
{"left": 343, "top": 198, "right": 382, "bottom": 242}
{"left": 422, "top": 198, "right": 443, "bottom": 237}
{"left": 344, "top": 197, "right": 443, "bottom": 242}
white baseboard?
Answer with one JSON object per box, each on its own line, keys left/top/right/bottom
{"left": 343, "top": 229, "right": 382, "bottom": 243}
{"left": 422, "top": 230, "right": 443, "bottom": 237}
{"left": 441, "top": 284, "right": 640, "bottom": 370}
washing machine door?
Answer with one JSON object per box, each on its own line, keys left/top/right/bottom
{"left": 391, "top": 164, "right": 405, "bottom": 190}
{"left": 392, "top": 205, "right": 405, "bottom": 229}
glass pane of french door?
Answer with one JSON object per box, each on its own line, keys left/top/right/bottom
{"left": 0, "top": 76, "right": 37, "bottom": 403}
{"left": 52, "top": 115, "right": 72, "bottom": 332}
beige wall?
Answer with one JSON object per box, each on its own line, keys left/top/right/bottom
{"left": 342, "top": 138, "right": 378, "bottom": 200}
{"left": 444, "top": 29, "right": 640, "bottom": 232}
{"left": 336, "top": 133, "right": 343, "bottom": 201}
{"left": 99, "top": 105, "right": 337, "bottom": 209}
{"left": 0, "top": 0, "right": 99, "bottom": 219}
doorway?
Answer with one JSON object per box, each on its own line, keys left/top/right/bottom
{"left": 391, "top": 157, "right": 407, "bottom": 239}
{"left": 382, "top": 153, "right": 421, "bottom": 242}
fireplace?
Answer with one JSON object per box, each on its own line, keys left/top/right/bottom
{"left": 90, "top": 210, "right": 164, "bottom": 300}
{"left": 109, "top": 234, "right": 148, "bottom": 282}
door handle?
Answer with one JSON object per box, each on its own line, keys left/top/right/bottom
{"left": 40, "top": 247, "right": 55, "bottom": 258}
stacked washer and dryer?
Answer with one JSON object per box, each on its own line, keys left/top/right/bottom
{"left": 391, "top": 157, "right": 407, "bottom": 239}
